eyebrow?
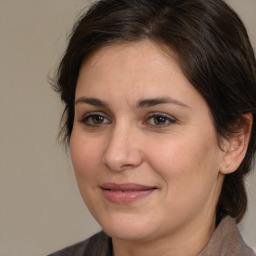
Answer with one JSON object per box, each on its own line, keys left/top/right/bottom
{"left": 75, "top": 96, "right": 189, "bottom": 109}
{"left": 136, "top": 97, "right": 190, "bottom": 109}
{"left": 75, "top": 97, "right": 109, "bottom": 108}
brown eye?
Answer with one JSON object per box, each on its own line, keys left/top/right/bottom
{"left": 146, "top": 113, "right": 176, "bottom": 128}
{"left": 81, "top": 113, "right": 111, "bottom": 126}
{"left": 153, "top": 116, "right": 168, "bottom": 125}
{"left": 91, "top": 115, "right": 105, "bottom": 124}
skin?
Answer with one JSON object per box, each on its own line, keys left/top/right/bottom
{"left": 70, "top": 40, "right": 238, "bottom": 256}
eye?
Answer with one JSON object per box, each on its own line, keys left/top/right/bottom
{"left": 145, "top": 113, "right": 176, "bottom": 128}
{"left": 80, "top": 112, "right": 111, "bottom": 126}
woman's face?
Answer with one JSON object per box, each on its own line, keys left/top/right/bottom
{"left": 70, "top": 41, "right": 226, "bottom": 243}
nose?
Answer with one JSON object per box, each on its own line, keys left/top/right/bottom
{"left": 103, "top": 124, "right": 143, "bottom": 171}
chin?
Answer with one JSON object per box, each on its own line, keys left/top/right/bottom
{"left": 97, "top": 213, "right": 158, "bottom": 242}
{"left": 105, "top": 226, "right": 153, "bottom": 242}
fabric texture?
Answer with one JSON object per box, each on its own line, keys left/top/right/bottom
{"left": 47, "top": 216, "right": 255, "bottom": 256}
{"left": 47, "top": 231, "right": 112, "bottom": 256}
{"left": 198, "top": 216, "right": 255, "bottom": 256}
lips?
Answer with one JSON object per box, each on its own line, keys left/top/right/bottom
{"left": 100, "top": 183, "right": 157, "bottom": 204}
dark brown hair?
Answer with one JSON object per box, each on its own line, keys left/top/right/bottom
{"left": 53, "top": 0, "right": 256, "bottom": 223}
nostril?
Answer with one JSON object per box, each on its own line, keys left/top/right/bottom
{"left": 103, "top": 152, "right": 143, "bottom": 172}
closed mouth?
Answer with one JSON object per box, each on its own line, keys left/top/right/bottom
{"left": 100, "top": 183, "right": 157, "bottom": 204}
{"left": 100, "top": 183, "right": 157, "bottom": 192}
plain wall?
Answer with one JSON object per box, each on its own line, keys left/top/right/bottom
{"left": 0, "top": 1, "right": 255, "bottom": 255}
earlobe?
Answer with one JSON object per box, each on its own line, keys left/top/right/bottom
{"left": 220, "top": 114, "right": 253, "bottom": 175}
{"left": 220, "top": 141, "right": 243, "bottom": 174}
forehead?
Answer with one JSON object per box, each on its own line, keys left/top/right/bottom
{"left": 76, "top": 40, "right": 190, "bottom": 95}
{"left": 76, "top": 40, "right": 209, "bottom": 108}
{"left": 82, "top": 41, "right": 178, "bottom": 68}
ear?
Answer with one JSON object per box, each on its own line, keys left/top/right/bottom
{"left": 219, "top": 114, "right": 253, "bottom": 174}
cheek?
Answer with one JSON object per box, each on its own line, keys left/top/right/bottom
{"left": 147, "top": 134, "right": 222, "bottom": 218}
{"left": 70, "top": 132, "right": 103, "bottom": 184}
{"left": 147, "top": 131, "right": 221, "bottom": 191}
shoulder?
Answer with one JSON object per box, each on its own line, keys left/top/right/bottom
{"left": 199, "top": 216, "right": 256, "bottom": 256}
{"left": 47, "top": 231, "right": 112, "bottom": 256}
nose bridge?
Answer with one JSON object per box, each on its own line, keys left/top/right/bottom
{"left": 103, "top": 121, "right": 142, "bottom": 171}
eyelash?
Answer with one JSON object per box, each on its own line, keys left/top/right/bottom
{"left": 79, "top": 112, "right": 176, "bottom": 128}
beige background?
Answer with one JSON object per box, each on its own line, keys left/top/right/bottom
{"left": 0, "top": 1, "right": 255, "bottom": 255}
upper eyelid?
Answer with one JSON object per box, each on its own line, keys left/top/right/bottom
{"left": 146, "top": 112, "right": 176, "bottom": 120}
{"left": 80, "top": 111, "right": 110, "bottom": 119}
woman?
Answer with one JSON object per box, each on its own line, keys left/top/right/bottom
{"left": 49, "top": 0, "right": 256, "bottom": 255}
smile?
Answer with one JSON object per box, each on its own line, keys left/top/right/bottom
{"left": 100, "top": 183, "right": 157, "bottom": 204}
